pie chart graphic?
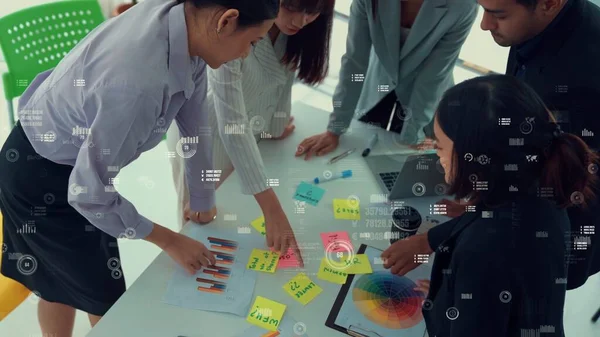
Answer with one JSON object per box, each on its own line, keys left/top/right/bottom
{"left": 352, "top": 272, "right": 425, "bottom": 329}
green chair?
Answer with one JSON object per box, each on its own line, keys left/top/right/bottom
{"left": 0, "top": 0, "right": 105, "bottom": 127}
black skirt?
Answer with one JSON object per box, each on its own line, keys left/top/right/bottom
{"left": 0, "top": 122, "right": 125, "bottom": 316}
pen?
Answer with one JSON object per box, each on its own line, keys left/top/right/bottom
{"left": 362, "top": 134, "right": 379, "bottom": 157}
{"left": 314, "top": 170, "right": 353, "bottom": 184}
{"left": 328, "top": 148, "right": 356, "bottom": 164}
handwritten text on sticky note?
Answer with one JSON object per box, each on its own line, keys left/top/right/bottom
{"left": 333, "top": 199, "right": 361, "bottom": 220}
{"left": 247, "top": 249, "right": 280, "bottom": 273}
{"left": 247, "top": 296, "right": 286, "bottom": 331}
{"left": 317, "top": 257, "right": 348, "bottom": 284}
{"left": 320, "top": 231, "right": 353, "bottom": 253}
{"left": 294, "top": 182, "right": 325, "bottom": 206}
{"left": 271, "top": 247, "right": 301, "bottom": 269}
{"left": 251, "top": 216, "right": 266, "bottom": 235}
{"left": 343, "top": 254, "right": 373, "bottom": 274}
{"left": 283, "top": 273, "right": 322, "bottom": 305}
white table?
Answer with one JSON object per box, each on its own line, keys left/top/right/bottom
{"left": 87, "top": 102, "right": 448, "bottom": 337}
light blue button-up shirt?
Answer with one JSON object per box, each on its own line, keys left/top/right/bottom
{"left": 17, "top": 0, "right": 215, "bottom": 239}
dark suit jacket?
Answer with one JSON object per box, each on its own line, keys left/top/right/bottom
{"left": 429, "top": 0, "right": 600, "bottom": 290}
{"left": 507, "top": 0, "right": 600, "bottom": 290}
{"left": 423, "top": 198, "right": 569, "bottom": 337}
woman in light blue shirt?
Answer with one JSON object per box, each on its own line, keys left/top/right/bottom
{"left": 0, "top": 0, "right": 277, "bottom": 335}
{"left": 167, "top": 0, "right": 334, "bottom": 264}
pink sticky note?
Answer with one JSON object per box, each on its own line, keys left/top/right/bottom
{"left": 320, "top": 231, "right": 353, "bottom": 253}
{"left": 270, "top": 247, "right": 301, "bottom": 269}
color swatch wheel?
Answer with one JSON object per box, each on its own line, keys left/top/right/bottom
{"left": 352, "top": 272, "right": 425, "bottom": 329}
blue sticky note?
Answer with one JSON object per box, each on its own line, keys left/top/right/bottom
{"left": 294, "top": 182, "right": 325, "bottom": 206}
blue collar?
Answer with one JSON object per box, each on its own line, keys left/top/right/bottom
{"left": 516, "top": 0, "right": 573, "bottom": 62}
{"left": 168, "top": 3, "right": 195, "bottom": 99}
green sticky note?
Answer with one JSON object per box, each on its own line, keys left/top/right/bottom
{"left": 294, "top": 182, "right": 325, "bottom": 206}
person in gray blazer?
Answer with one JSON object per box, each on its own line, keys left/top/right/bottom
{"left": 167, "top": 0, "right": 335, "bottom": 262}
{"left": 296, "top": 0, "right": 478, "bottom": 159}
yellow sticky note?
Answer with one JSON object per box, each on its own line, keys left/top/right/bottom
{"left": 317, "top": 257, "right": 348, "bottom": 284}
{"left": 247, "top": 248, "right": 280, "bottom": 273}
{"left": 251, "top": 216, "right": 266, "bottom": 235}
{"left": 247, "top": 296, "right": 287, "bottom": 331}
{"left": 283, "top": 273, "right": 323, "bottom": 305}
{"left": 333, "top": 199, "right": 361, "bottom": 220}
{"left": 343, "top": 254, "right": 373, "bottom": 274}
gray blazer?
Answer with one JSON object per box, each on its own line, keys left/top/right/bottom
{"left": 328, "top": 0, "right": 477, "bottom": 144}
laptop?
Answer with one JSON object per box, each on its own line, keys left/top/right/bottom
{"left": 364, "top": 151, "right": 449, "bottom": 200}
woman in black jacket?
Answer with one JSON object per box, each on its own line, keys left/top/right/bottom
{"left": 389, "top": 75, "right": 598, "bottom": 336}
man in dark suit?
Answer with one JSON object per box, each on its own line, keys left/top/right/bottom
{"left": 384, "top": 0, "right": 600, "bottom": 291}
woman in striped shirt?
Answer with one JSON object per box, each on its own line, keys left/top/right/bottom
{"left": 167, "top": 0, "right": 335, "bottom": 263}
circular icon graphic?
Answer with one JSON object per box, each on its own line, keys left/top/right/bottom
{"left": 570, "top": 191, "right": 584, "bottom": 205}
{"left": 435, "top": 183, "right": 448, "bottom": 196}
{"left": 396, "top": 106, "right": 413, "bottom": 121}
{"left": 323, "top": 170, "right": 333, "bottom": 180}
{"left": 499, "top": 290, "right": 512, "bottom": 303}
{"left": 464, "top": 153, "right": 473, "bottom": 162}
{"left": 17, "top": 254, "right": 38, "bottom": 275}
{"left": 2, "top": 243, "right": 7, "bottom": 253}
{"left": 325, "top": 240, "right": 355, "bottom": 270}
{"left": 352, "top": 232, "right": 358, "bottom": 241}
{"left": 436, "top": 159, "right": 445, "bottom": 174}
{"left": 125, "top": 227, "right": 137, "bottom": 239}
{"left": 95, "top": 212, "right": 103, "bottom": 219}
{"left": 28, "top": 290, "right": 42, "bottom": 304}
{"left": 347, "top": 195, "right": 360, "bottom": 208}
{"left": 43, "top": 193, "right": 55, "bottom": 205}
{"left": 249, "top": 115, "right": 266, "bottom": 132}
{"left": 69, "top": 183, "right": 84, "bottom": 196}
{"left": 176, "top": 139, "right": 197, "bottom": 159}
{"left": 422, "top": 299, "right": 434, "bottom": 311}
{"left": 156, "top": 117, "right": 166, "bottom": 127}
{"left": 144, "top": 179, "right": 155, "bottom": 189}
{"left": 111, "top": 269, "right": 123, "bottom": 279}
{"left": 293, "top": 322, "right": 307, "bottom": 335}
{"left": 412, "top": 183, "right": 426, "bottom": 197}
{"left": 6, "top": 149, "right": 19, "bottom": 162}
{"left": 44, "top": 131, "right": 56, "bottom": 143}
{"left": 589, "top": 163, "right": 599, "bottom": 175}
{"left": 477, "top": 155, "right": 491, "bottom": 165}
{"left": 107, "top": 257, "right": 120, "bottom": 270}
{"left": 519, "top": 121, "right": 533, "bottom": 135}
{"left": 446, "top": 307, "right": 459, "bottom": 320}
{"left": 469, "top": 174, "right": 478, "bottom": 183}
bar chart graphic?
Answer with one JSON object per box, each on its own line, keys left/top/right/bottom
{"left": 201, "top": 265, "right": 231, "bottom": 279}
{"left": 208, "top": 237, "right": 238, "bottom": 252}
{"left": 196, "top": 237, "right": 239, "bottom": 294}
{"left": 211, "top": 250, "right": 235, "bottom": 265}
{"left": 164, "top": 227, "right": 257, "bottom": 316}
{"left": 197, "top": 277, "right": 227, "bottom": 294}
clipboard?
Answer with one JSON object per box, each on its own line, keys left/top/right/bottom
{"left": 324, "top": 244, "right": 428, "bottom": 337}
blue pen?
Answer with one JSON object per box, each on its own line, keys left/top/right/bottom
{"left": 314, "top": 170, "right": 353, "bottom": 184}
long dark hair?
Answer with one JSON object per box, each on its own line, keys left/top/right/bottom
{"left": 176, "top": 0, "right": 279, "bottom": 27}
{"left": 436, "top": 75, "right": 598, "bottom": 208}
{"left": 280, "top": 0, "right": 334, "bottom": 85}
